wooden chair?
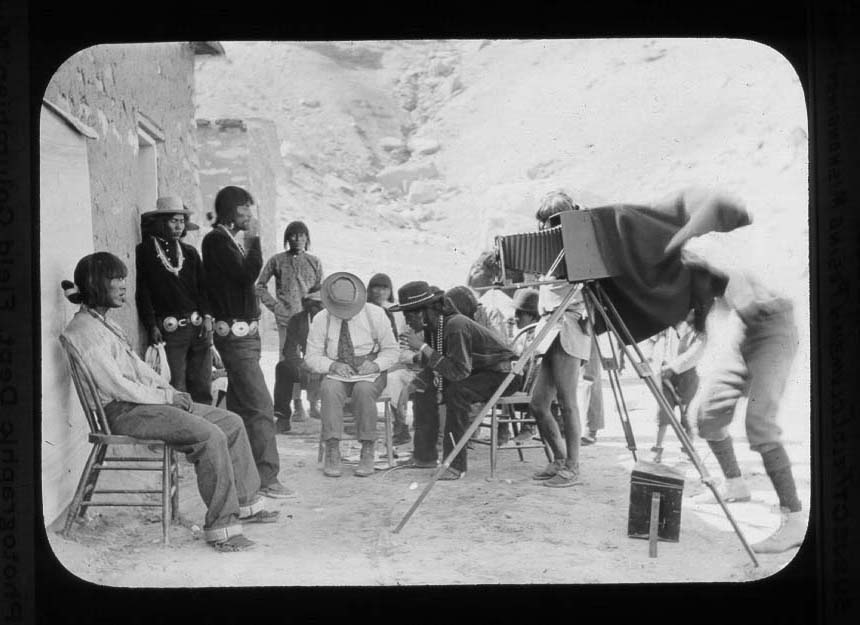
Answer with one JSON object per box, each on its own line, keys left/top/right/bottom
{"left": 317, "top": 394, "right": 395, "bottom": 469}
{"left": 471, "top": 324, "right": 552, "bottom": 478}
{"left": 59, "top": 335, "right": 179, "bottom": 544}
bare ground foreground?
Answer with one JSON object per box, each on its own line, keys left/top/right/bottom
{"left": 46, "top": 348, "right": 810, "bottom": 587}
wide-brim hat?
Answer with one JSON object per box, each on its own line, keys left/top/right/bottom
{"left": 321, "top": 272, "right": 366, "bottom": 320}
{"left": 390, "top": 281, "right": 445, "bottom": 312}
{"left": 512, "top": 288, "right": 539, "bottom": 315}
{"left": 140, "top": 195, "right": 195, "bottom": 220}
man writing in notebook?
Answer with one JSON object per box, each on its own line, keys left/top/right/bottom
{"left": 303, "top": 272, "right": 399, "bottom": 478}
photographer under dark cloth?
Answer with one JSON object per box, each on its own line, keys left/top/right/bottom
{"left": 394, "top": 282, "right": 521, "bottom": 481}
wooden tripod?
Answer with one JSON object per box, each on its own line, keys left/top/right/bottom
{"left": 392, "top": 278, "right": 760, "bottom": 568}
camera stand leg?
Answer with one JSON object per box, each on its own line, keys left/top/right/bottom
{"left": 393, "top": 284, "right": 579, "bottom": 534}
{"left": 584, "top": 282, "right": 759, "bottom": 567}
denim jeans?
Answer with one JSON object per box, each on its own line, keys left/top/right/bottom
{"left": 319, "top": 372, "right": 388, "bottom": 441}
{"left": 698, "top": 306, "right": 799, "bottom": 451}
{"left": 214, "top": 332, "right": 281, "bottom": 487}
{"left": 104, "top": 401, "right": 260, "bottom": 534}
{"left": 164, "top": 325, "right": 213, "bottom": 404}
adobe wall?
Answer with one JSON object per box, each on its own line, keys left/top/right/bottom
{"left": 196, "top": 118, "right": 281, "bottom": 332}
{"left": 43, "top": 43, "right": 201, "bottom": 351}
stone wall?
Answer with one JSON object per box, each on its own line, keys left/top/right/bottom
{"left": 41, "top": 43, "right": 202, "bottom": 526}
{"left": 43, "top": 43, "right": 201, "bottom": 351}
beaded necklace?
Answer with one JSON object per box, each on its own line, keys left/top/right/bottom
{"left": 84, "top": 305, "right": 133, "bottom": 349}
{"left": 153, "top": 237, "right": 184, "bottom": 277}
{"left": 433, "top": 314, "right": 444, "bottom": 403}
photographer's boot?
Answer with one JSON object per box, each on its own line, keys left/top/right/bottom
{"left": 354, "top": 441, "right": 376, "bottom": 477}
{"left": 751, "top": 508, "right": 807, "bottom": 553}
{"left": 323, "top": 439, "right": 342, "bottom": 477}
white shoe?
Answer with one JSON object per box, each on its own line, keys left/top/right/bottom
{"left": 693, "top": 476, "right": 751, "bottom": 504}
{"left": 752, "top": 508, "right": 807, "bottom": 554}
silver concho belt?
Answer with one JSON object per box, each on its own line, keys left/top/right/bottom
{"left": 161, "top": 311, "right": 203, "bottom": 333}
{"left": 214, "top": 319, "right": 259, "bottom": 337}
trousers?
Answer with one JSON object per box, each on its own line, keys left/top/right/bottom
{"left": 214, "top": 332, "right": 281, "bottom": 487}
{"left": 581, "top": 337, "right": 604, "bottom": 432}
{"left": 273, "top": 360, "right": 321, "bottom": 421}
{"left": 164, "top": 325, "right": 213, "bottom": 404}
{"left": 413, "top": 369, "right": 520, "bottom": 473}
{"left": 104, "top": 401, "right": 260, "bottom": 534}
{"left": 319, "top": 372, "right": 388, "bottom": 441}
{"left": 697, "top": 306, "right": 798, "bottom": 451}
{"left": 657, "top": 369, "right": 698, "bottom": 428}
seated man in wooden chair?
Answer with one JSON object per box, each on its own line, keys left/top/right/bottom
{"left": 272, "top": 286, "right": 324, "bottom": 434}
{"left": 60, "top": 252, "right": 279, "bottom": 552}
{"left": 394, "top": 282, "right": 522, "bottom": 480}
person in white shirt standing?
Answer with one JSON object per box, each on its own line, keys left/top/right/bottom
{"left": 649, "top": 310, "right": 705, "bottom": 463}
{"left": 304, "top": 272, "right": 399, "bottom": 478}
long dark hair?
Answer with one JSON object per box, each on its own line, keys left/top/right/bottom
{"left": 61, "top": 252, "right": 128, "bottom": 307}
{"left": 214, "top": 186, "right": 255, "bottom": 225}
{"left": 283, "top": 220, "right": 310, "bottom": 250}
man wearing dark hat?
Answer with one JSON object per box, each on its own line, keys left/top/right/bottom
{"left": 272, "top": 286, "right": 324, "bottom": 434}
{"left": 304, "top": 272, "right": 399, "bottom": 477}
{"left": 202, "top": 186, "right": 292, "bottom": 499}
{"left": 136, "top": 196, "right": 213, "bottom": 404}
{"left": 395, "top": 282, "right": 522, "bottom": 480}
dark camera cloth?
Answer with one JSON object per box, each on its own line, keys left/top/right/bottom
{"left": 585, "top": 190, "right": 749, "bottom": 342}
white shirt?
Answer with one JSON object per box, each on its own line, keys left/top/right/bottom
{"left": 62, "top": 307, "right": 175, "bottom": 407}
{"left": 304, "top": 304, "right": 399, "bottom": 374}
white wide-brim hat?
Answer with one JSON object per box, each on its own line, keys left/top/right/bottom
{"left": 321, "top": 272, "right": 366, "bottom": 320}
{"left": 140, "top": 195, "right": 195, "bottom": 220}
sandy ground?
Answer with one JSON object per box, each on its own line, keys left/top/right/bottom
{"left": 47, "top": 340, "right": 810, "bottom": 587}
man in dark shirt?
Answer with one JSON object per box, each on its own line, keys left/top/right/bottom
{"left": 201, "top": 186, "right": 291, "bottom": 499}
{"left": 273, "top": 287, "right": 324, "bottom": 433}
{"left": 136, "top": 196, "right": 213, "bottom": 404}
{"left": 394, "top": 282, "right": 521, "bottom": 480}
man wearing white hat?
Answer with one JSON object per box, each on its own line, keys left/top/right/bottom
{"left": 304, "top": 272, "right": 399, "bottom": 477}
{"left": 136, "top": 196, "right": 213, "bottom": 404}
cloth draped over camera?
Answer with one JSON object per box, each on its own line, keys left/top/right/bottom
{"left": 584, "top": 189, "right": 751, "bottom": 342}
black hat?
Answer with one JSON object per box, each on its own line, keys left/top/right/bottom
{"left": 390, "top": 281, "right": 444, "bottom": 312}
